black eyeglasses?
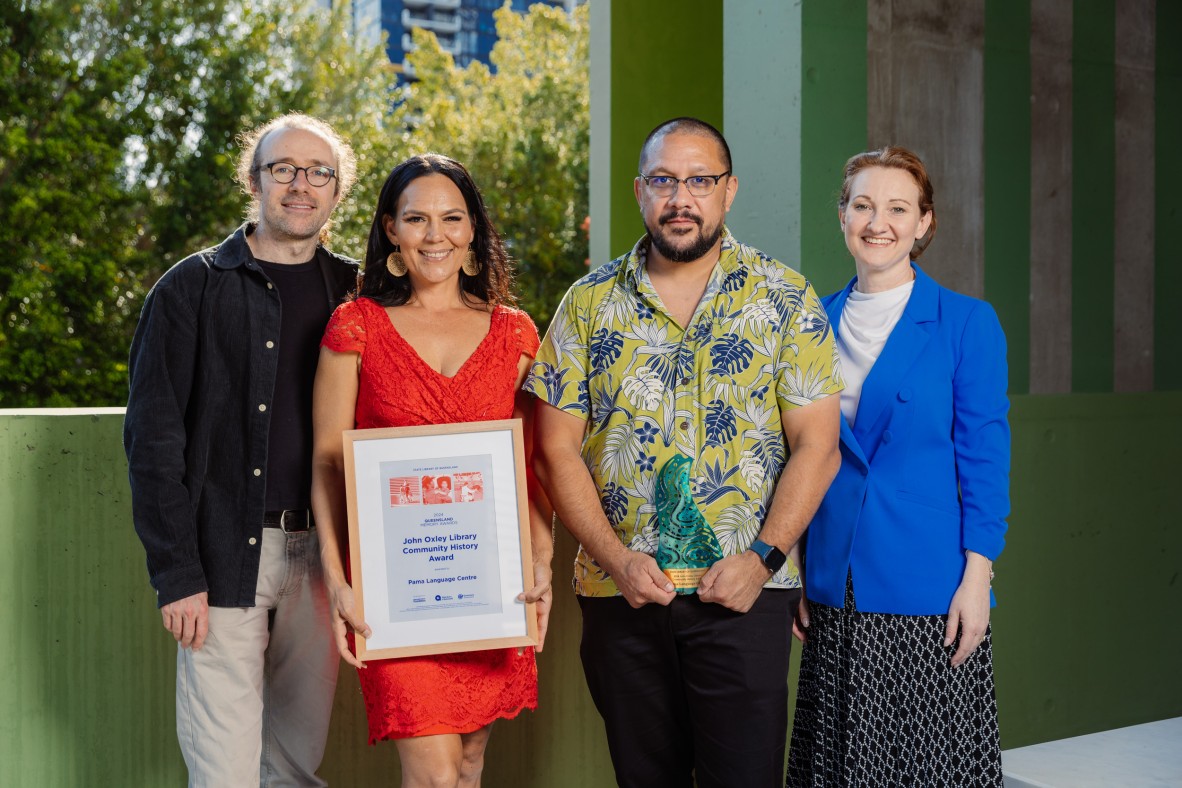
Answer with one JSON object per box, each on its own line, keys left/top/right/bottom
{"left": 638, "top": 171, "right": 730, "bottom": 198}
{"left": 262, "top": 162, "right": 337, "bottom": 187}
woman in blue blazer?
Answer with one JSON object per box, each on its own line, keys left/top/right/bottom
{"left": 787, "top": 147, "right": 1009, "bottom": 787}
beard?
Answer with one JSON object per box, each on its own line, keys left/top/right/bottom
{"left": 267, "top": 212, "right": 325, "bottom": 242}
{"left": 645, "top": 209, "right": 724, "bottom": 263}
{"left": 260, "top": 196, "right": 329, "bottom": 244}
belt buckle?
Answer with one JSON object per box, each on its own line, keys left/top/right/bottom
{"left": 278, "top": 509, "right": 310, "bottom": 533}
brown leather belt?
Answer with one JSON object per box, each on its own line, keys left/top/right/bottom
{"left": 262, "top": 509, "right": 314, "bottom": 532}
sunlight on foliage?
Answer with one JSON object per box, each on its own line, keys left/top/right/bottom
{"left": 0, "top": 1, "right": 587, "bottom": 406}
{"left": 392, "top": 3, "right": 590, "bottom": 330}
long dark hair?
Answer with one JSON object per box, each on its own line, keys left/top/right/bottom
{"left": 357, "top": 154, "right": 516, "bottom": 307}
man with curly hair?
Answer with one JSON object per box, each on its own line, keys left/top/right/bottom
{"left": 124, "top": 113, "right": 357, "bottom": 786}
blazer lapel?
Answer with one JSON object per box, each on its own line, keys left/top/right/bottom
{"left": 823, "top": 279, "right": 855, "bottom": 331}
{"left": 850, "top": 264, "right": 938, "bottom": 441}
{"left": 839, "top": 416, "right": 869, "bottom": 471}
{"left": 824, "top": 281, "right": 869, "bottom": 472}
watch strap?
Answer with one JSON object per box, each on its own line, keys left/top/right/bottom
{"left": 749, "top": 538, "right": 787, "bottom": 573}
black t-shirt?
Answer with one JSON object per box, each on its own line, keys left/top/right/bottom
{"left": 256, "top": 255, "right": 331, "bottom": 511}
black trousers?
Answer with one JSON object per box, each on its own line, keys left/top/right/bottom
{"left": 579, "top": 589, "right": 801, "bottom": 788}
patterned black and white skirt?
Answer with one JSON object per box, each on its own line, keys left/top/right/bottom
{"left": 786, "top": 578, "right": 1002, "bottom": 787}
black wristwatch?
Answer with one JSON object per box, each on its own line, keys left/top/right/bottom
{"left": 748, "top": 539, "right": 787, "bottom": 574}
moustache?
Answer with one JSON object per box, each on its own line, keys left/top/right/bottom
{"left": 659, "top": 210, "right": 702, "bottom": 226}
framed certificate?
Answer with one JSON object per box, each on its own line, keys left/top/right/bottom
{"left": 342, "top": 419, "right": 537, "bottom": 660}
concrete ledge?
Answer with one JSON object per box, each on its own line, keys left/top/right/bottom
{"left": 1002, "top": 717, "right": 1182, "bottom": 787}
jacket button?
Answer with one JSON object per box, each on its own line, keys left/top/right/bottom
{"left": 253, "top": 468, "right": 262, "bottom": 477}
{"left": 899, "top": 388, "right": 912, "bottom": 402}
{"left": 248, "top": 537, "right": 257, "bottom": 546}
{"left": 266, "top": 282, "right": 274, "bottom": 290}
{"left": 258, "top": 403, "right": 267, "bottom": 412}
{"left": 882, "top": 430, "right": 893, "bottom": 443}
{"left": 266, "top": 340, "right": 275, "bottom": 349}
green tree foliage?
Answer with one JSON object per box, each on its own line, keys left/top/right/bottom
{"left": 2, "top": 1, "right": 152, "bottom": 405}
{"left": 1, "top": 1, "right": 588, "bottom": 407}
{"left": 391, "top": 3, "right": 590, "bottom": 329}
{"left": 0, "top": 0, "right": 398, "bottom": 406}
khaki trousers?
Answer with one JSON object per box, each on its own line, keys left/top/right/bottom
{"left": 176, "top": 527, "right": 339, "bottom": 787}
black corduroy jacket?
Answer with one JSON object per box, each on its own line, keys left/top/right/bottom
{"left": 123, "top": 224, "right": 357, "bottom": 607}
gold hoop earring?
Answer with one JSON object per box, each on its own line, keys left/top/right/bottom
{"left": 461, "top": 250, "right": 481, "bottom": 276}
{"left": 386, "top": 249, "right": 407, "bottom": 277}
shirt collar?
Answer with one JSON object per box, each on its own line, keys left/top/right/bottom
{"left": 211, "top": 223, "right": 259, "bottom": 270}
{"left": 211, "top": 223, "right": 329, "bottom": 272}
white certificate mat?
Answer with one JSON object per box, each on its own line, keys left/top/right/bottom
{"left": 343, "top": 420, "right": 536, "bottom": 660}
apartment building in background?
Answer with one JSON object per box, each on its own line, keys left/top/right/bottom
{"left": 333, "top": 0, "right": 582, "bottom": 80}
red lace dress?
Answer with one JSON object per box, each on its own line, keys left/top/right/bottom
{"left": 322, "top": 296, "right": 540, "bottom": 742}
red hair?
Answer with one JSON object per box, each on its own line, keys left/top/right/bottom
{"left": 839, "top": 146, "right": 937, "bottom": 259}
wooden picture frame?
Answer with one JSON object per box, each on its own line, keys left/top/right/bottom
{"left": 342, "top": 419, "right": 537, "bottom": 660}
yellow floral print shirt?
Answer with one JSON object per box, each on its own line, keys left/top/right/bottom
{"left": 525, "top": 228, "right": 844, "bottom": 597}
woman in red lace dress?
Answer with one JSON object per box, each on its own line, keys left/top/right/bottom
{"left": 310, "top": 154, "right": 553, "bottom": 786}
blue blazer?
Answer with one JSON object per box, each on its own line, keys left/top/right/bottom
{"left": 804, "top": 264, "right": 1010, "bottom": 615}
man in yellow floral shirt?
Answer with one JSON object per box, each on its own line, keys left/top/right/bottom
{"left": 526, "top": 117, "right": 844, "bottom": 787}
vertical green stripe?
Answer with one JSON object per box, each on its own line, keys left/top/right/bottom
{"left": 1156, "top": 0, "right": 1182, "bottom": 390}
{"left": 722, "top": 0, "right": 802, "bottom": 267}
{"left": 608, "top": 1, "right": 724, "bottom": 260}
{"left": 1071, "top": 0, "right": 1116, "bottom": 392}
{"left": 588, "top": 0, "right": 612, "bottom": 269}
{"left": 984, "top": 0, "right": 1032, "bottom": 395}
{"left": 800, "top": 0, "right": 868, "bottom": 297}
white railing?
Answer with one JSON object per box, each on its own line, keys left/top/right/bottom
{"left": 402, "top": 8, "right": 462, "bottom": 34}
{"left": 403, "top": 0, "right": 461, "bottom": 10}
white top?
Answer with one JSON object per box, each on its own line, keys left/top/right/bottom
{"left": 836, "top": 279, "right": 915, "bottom": 424}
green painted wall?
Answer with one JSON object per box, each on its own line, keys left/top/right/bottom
{"left": 722, "top": 0, "right": 803, "bottom": 267}
{"left": 2, "top": 402, "right": 1178, "bottom": 783}
{"left": 993, "top": 392, "right": 1182, "bottom": 743}
{"left": 799, "top": 0, "right": 868, "bottom": 297}
{"left": 1156, "top": 0, "right": 1182, "bottom": 390}
{"left": 1071, "top": 0, "right": 1117, "bottom": 393}
{"left": 0, "top": 410, "right": 176, "bottom": 787}
{"left": 0, "top": 411, "right": 612, "bottom": 787}
{"left": 984, "top": 0, "right": 1032, "bottom": 395}
{"left": 607, "top": 0, "right": 724, "bottom": 261}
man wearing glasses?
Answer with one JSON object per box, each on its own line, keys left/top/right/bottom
{"left": 527, "top": 117, "right": 843, "bottom": 787}
{"left": 124, "top": 113, "right": 357, "bottom": 786}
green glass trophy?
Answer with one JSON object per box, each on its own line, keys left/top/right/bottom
{"left": 655, "top": 455, "right": 725, "bottom": 593}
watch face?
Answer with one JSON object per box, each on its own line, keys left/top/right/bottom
{"left": 752, "top": 540, "right": 786, "bottom": 572}
{"left": 765, "top": 547, "right": 787, "bottom": 573}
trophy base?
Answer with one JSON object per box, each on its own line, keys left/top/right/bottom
{"left": 662, "top": 566, "right": 709, "bottom": 594}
